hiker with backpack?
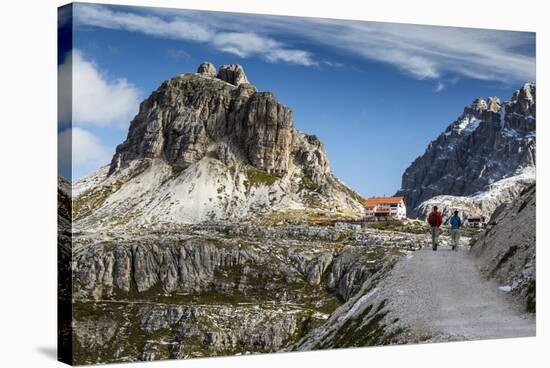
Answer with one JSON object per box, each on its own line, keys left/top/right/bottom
{"left": 448, "top": 210, "right": 462, "bottom": 251}
{"left": 427, "top": 206, "right": 443, "bottom": 250}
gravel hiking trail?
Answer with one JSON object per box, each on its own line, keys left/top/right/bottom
{"left": 383, "top": 244, "right": 535, "bottom": 340}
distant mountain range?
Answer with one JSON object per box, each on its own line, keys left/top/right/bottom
{"left": 397, "top": 82, "right": 536, "bottom": 219}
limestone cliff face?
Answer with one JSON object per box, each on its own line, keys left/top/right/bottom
{"left": 397, "top": 83, "right": 536, "bottom": 217}
{"left": 72, "top": 224, "right": 403, "bottom": 303}
{"left": 110, "top": 63, "right": 295, "bottom": 176}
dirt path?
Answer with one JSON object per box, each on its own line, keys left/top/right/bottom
{"left": 383, "top": 243, "right": 535, "bottom": 341}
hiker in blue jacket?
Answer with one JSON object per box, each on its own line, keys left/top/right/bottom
{"left": 449, "top": 210, "right": 462, "bottom": 251}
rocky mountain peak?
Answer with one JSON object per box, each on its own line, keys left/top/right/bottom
{"left": 109, "top": 62, "right": 293, "bottom": 175}
{"left": 196, "top": 62, "right": 250, "bottom": 86}
{"left": 217, "top": 64, "right": 249, "bottom": 86}
{"left": 84, "top": 62, "right": 365, "bottom": 226}
{"left": 196, "top": 62, "right": 217, "bottom": 77}
{"left": 468, "top": 97, "right": 488, "bottom": 114}
{"left": 463, "top": 96, "right": 500, "bottom": 116}
{"left": 397, "top": 82, "right": 536, "bottom": 217}
{"left": 487, "top": 96, "right": 501, "bottom": 112}
{"left": 508, "top": 82, "right": 536, "bottom": 116}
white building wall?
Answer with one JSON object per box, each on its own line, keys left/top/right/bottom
{"left": 364, "top": 199, "right": 407, "bottom": 219}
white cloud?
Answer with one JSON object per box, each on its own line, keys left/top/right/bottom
{"left": 58, "top": 127, "right": 111, "bottom": 167}
{"left": 72, "top": 4, "right": 535, "bottom": 84}
{"left": 74, "top": 4, "right": 315, "bottom": 66}
{"left": 136, "top": 7, "right": 535, "bottom": 84}
{"left": 277, "top": 19, "right": 535, "bottom": 83}
{"left": 435, "top": 81, "right": 445, "bottom": 92}
{"left": 166, "top": 48, "right": 192, "bottom": 62}
{"left": 58, "top": 49, "right": 140, "bottom": 127}
{"left": 77, "top": 4, "right": 213, "bottom": 42}
{"left": 211, "top": 32, "right": 315, "bottom": 65}
{"left": 322, "top": 60, "right": 344, "bottom": 68}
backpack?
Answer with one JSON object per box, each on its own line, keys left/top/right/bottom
{"left": 428, "top": 212, "right": 439, "bottom": 227}
{"left": 450, "top": 215, "right": 461, "bottom": 228}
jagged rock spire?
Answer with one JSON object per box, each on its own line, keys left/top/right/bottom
{"left": 197, "top": 62, "right": 216, "bottom": 77}
{"left": 509, "top": 82, "right": 536, "bottom": 116}
{"left": 217, "top": 64, "right": 249, "bottom": 86}
{"left": 196, "top": 62, "right": 250, "bottom": 86}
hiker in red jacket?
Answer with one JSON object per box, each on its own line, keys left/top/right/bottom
{"left": 427, "top": 206, "right": 443, "bottom": 251}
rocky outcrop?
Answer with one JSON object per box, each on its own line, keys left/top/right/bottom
{"left": 140, "top": 304, "right": 303, "bottom": 356}
{"left": 470, "top": 184, "right": 536, "bottom": 312}
{"left": 294, "top": 255, "right": 408, "bottom": 350}
{"left": 109, "top": 63, "right": 290, "bottom": 175}
{"left": 217, "top": 64, "right": 249, "bottom": 86}
{"left": 72, "top": 224, "right": 423, "bottom": 302}
{"left": 234, "top": 91, "right": 293, "bottom": 174}
{"left": 75, "top": 63, "right": 364, "bottom": 228}
{"left": 508, "top": 83, "right": 536, "bottom": 117}
{"left": 73, "top": 300, "right": 312, "bottom": 364}
{"left": 70, "top": 223, "right": 426, "bottom": 364}
{"left": 292, "top": 132, "right": 330, "bottom": 183}
{"left": 397, "top": 83, "right": 536, "bottom": 217}
{"left": 74, "top": 317, "right": 118, "bottom": 351}
{"left": 74, "top": 238, "right": 263, "bottom": 299}
{"left": 197, "top": 62, "right": 216, "bottom": 77}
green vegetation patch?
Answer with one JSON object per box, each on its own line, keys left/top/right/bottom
{"left": 336, "top": 180, "right": 366, "bottom": 204}
{"left": 73, "top": 186, "right": 113, "bottom": 220}
{"left": 244, "top": 167, "right": 283, "bottom": 188}
{"left": 299, "top": 176, "right": 319, "bottom": 192}
{"left": 368, "top": 220, "right": 430, "bottom": 234}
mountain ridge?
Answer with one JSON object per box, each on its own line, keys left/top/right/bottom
{"left": 396, "top": 82, "right": 536, "bottom": 218}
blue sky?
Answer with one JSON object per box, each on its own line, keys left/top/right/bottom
{"left": 58, "top": 3, "right": 535, "bottom": 197}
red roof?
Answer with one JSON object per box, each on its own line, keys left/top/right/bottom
{"left": 363, "top": 197, "right": 404, "bottom": 208}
